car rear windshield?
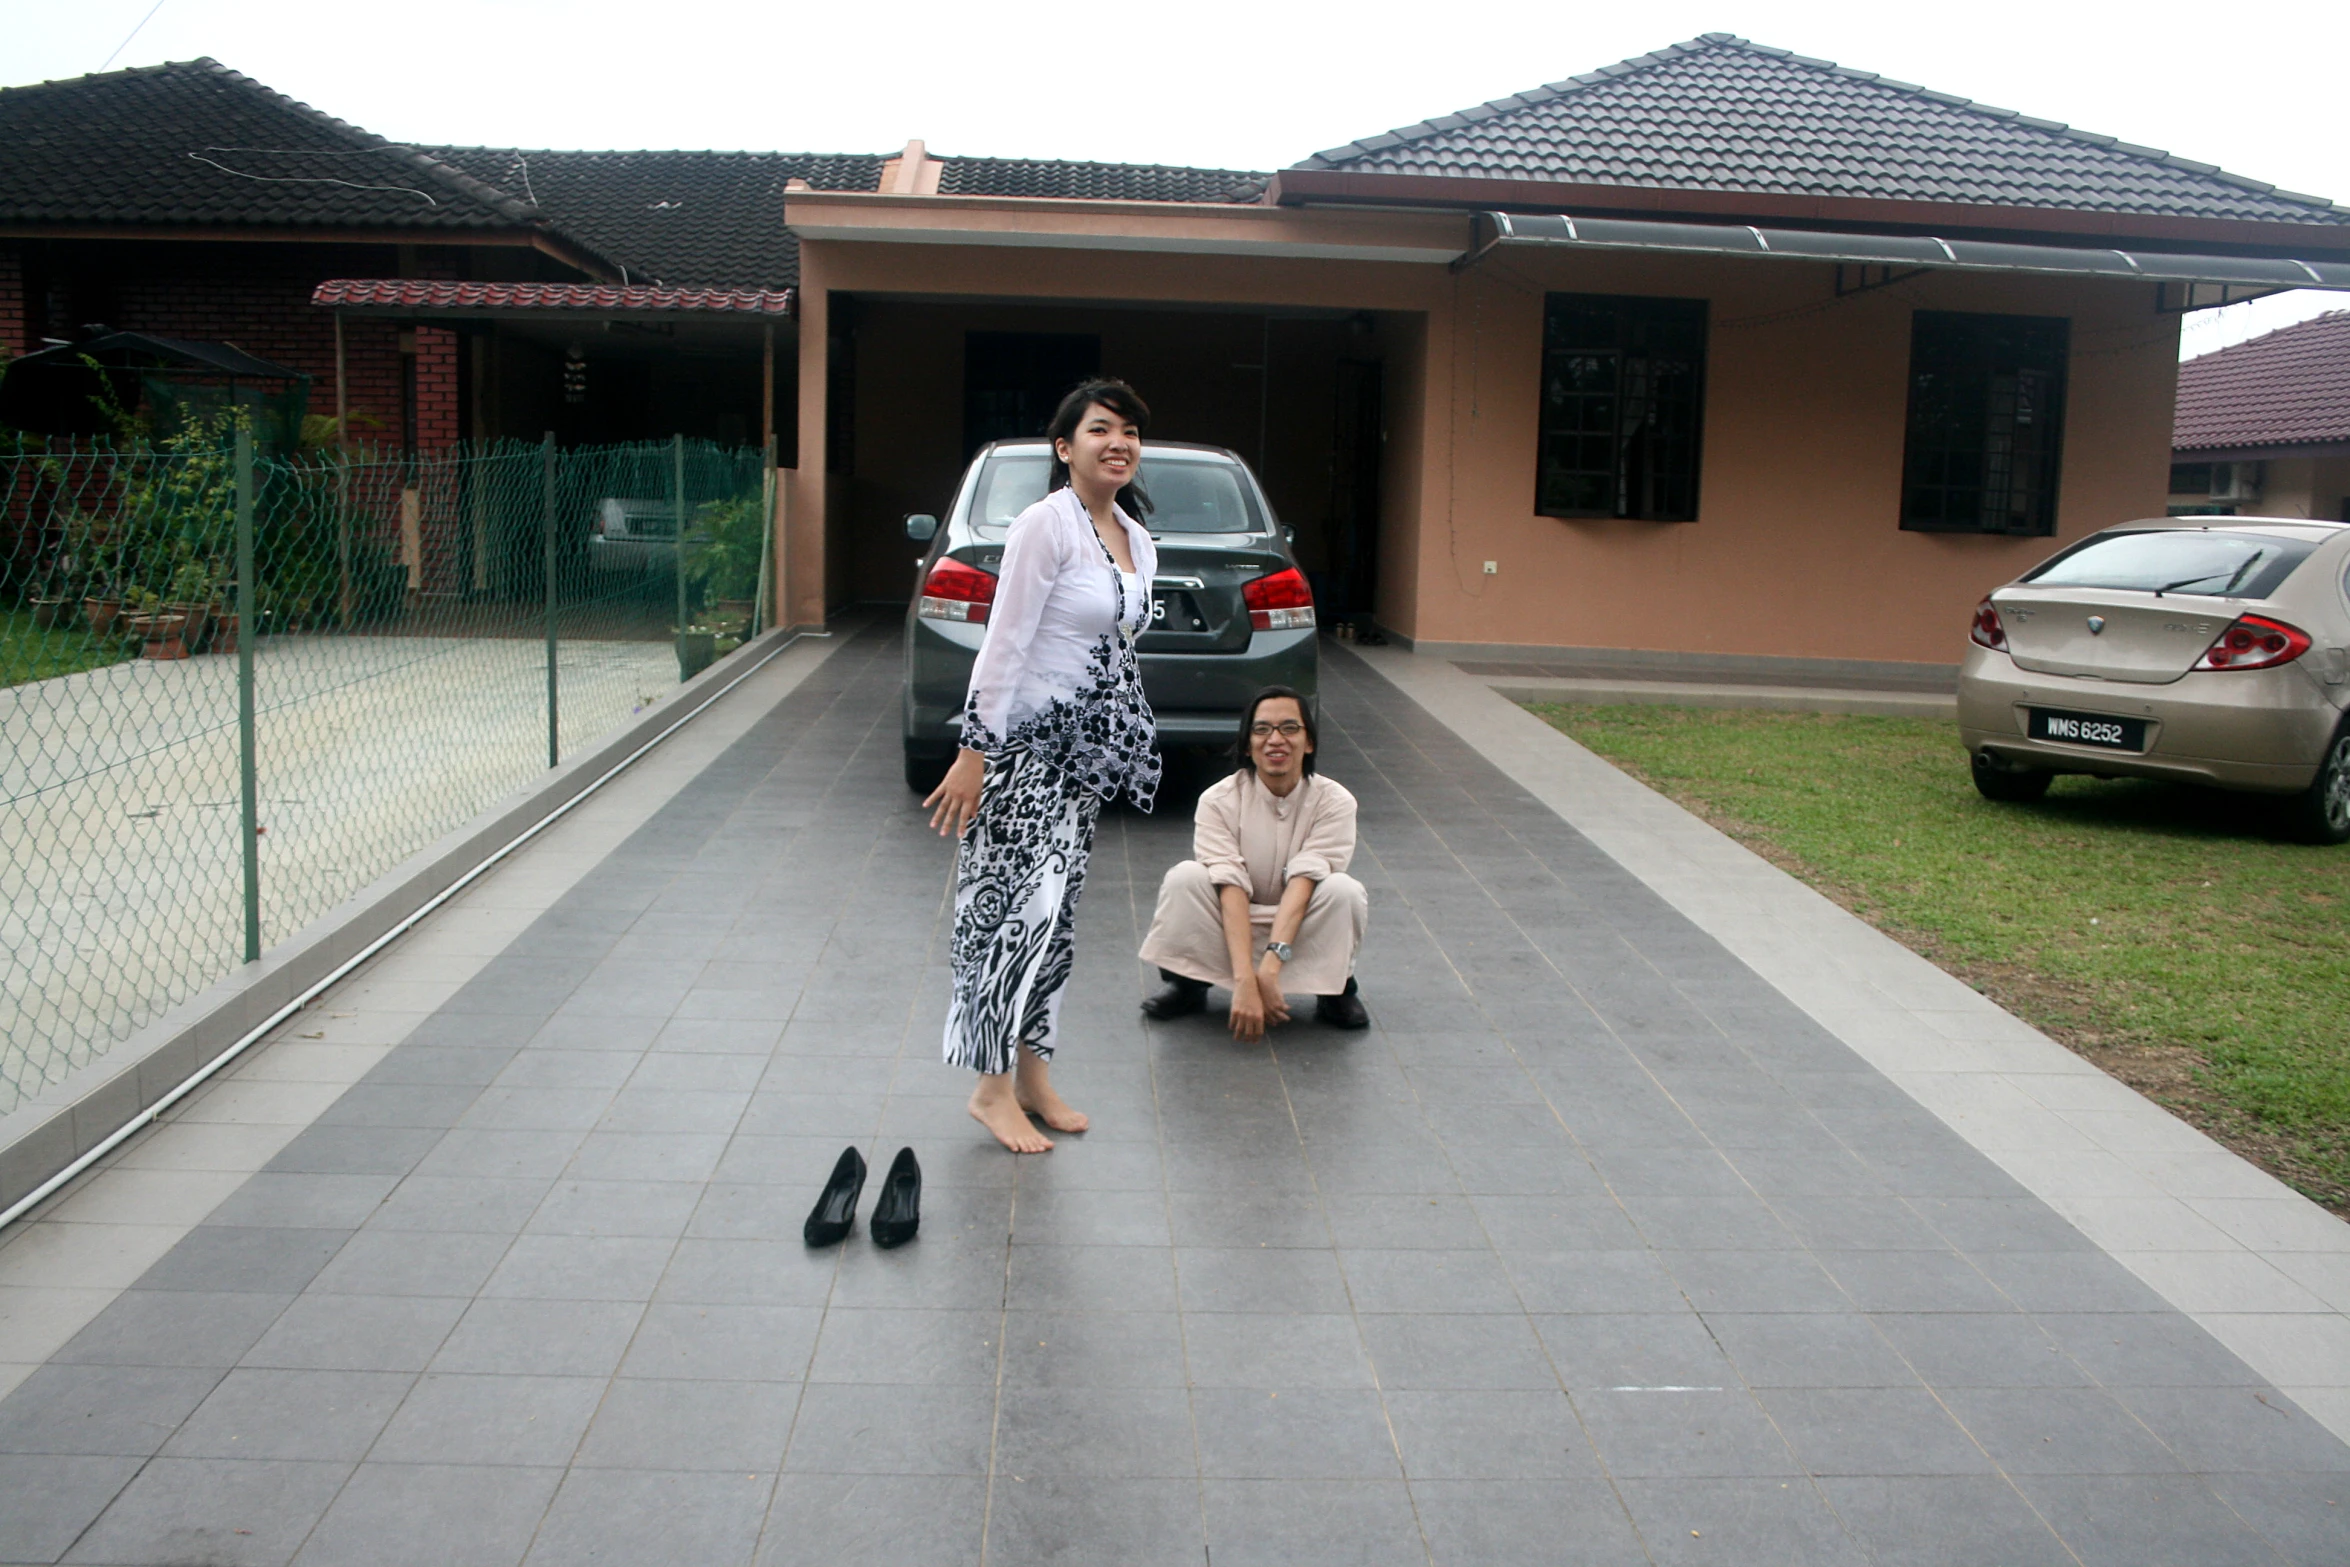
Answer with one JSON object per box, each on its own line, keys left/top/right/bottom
{"left": 2023, "top": 529, "right": 2317, "bottom": 599}
{"left": 970, "top": 454, "right": 1266, "bottom": 535}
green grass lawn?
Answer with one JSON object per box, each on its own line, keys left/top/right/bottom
{"left": 1529, "top": 703, "right": 2350, "bottom": 1212}
{"left": 0, "top": 606, "right": 136, "bottom": 689}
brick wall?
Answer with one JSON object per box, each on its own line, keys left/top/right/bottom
{"left": 13, "top": 239, "right": 472, "bottom": 451}
{"left": 0, "top": 245, "right": 26, "bottom": 359}
{"left": 414, "top": 326, "right": 460, "bottom": 450}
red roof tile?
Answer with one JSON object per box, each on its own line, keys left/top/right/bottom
{"left": 2174, "top": 310, "right": 2350, "bottom": 452}
{"left": 311, "top": 280, "right": 793, "bottom": 314}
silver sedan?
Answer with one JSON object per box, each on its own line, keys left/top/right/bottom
{"left": 1958, "top": 516, "right": 2350, "bottom": 843}
{"left": 900, "top": 440, "right": 1319, "bottom": 793}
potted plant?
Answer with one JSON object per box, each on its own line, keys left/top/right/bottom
{"left": 676, "top": 625, "right": 719, "bottom": 681}
{"left": 209, "top": 595, "right": 239, "bottom": 656}
{"left": 164, "top": 560, "right": 217, "bottom": 652}
{"left": 121, "top": 588, "right": 186, "bottom": 658}
{"left": 139, "top": 610, "right": 191, "bottom": 660}
{"left": 686, "top": 496, "right": 765, "bottom": 636}
{"left": 27, "top": 588, "right": 71, "bottom": 629}
{"left": 83, "top": 586, "right": 122, "bottom": 635}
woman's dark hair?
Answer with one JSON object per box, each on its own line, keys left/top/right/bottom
{"left": 1235, "top": 686, "right": 1317, "bottom": 776}
{"left": 1046, "top": 378, "right": 1153, "bottom": 519}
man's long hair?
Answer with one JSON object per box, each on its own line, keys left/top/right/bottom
{"left": 1045, "top": 378, "right": 1154, "bottom": 519}
{"left": 1235, "top": 686, "right": 1318, "bottom": 777}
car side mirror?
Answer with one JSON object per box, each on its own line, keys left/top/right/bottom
{"left": 905, "top": 514, "right": 939, "bottom": 544}
{"left": 1283, "top": 525, "right": 1296, "bottom": 545}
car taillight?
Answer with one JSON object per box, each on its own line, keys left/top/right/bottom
{"left": 917, "top": 558, "right": 996, "bottom": 624}
{"left": 1969, "top": 598, "right": 2007, "bottom": 651}
{"left": 2194, "top": 613, "right": 2310, "bottom": 672}
{"left": 1242, "top": 568, "right": 1315, "bottom": 632}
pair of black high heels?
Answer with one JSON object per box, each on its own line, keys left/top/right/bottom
{"left": 804, "top": 1146, "right": 921, "bottom": 1248}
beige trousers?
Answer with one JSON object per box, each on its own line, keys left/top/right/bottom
{"left": 1138, "top": 860, "right": 1367, "bottom": 997}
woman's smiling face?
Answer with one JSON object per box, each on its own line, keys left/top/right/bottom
{"left": 1055, "top": 402, "right": 1141, "bottom": 495}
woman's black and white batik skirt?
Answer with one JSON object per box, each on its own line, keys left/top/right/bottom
{"left": 943, "top": 747, "right": 1104, "bottom": 1074}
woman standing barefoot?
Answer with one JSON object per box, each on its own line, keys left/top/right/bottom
{"left": 924, "top": 380, "right": 1159, "bottom": 1152}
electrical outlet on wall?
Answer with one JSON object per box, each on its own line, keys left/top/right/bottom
{"left": 1482, "top": 560, "right": 1498, "bottom": 575}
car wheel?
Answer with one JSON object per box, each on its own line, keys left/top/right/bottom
{"left": 2281, "top": 723, "right": 2350, "bottom": 846}
{"left": 904, "top": 747, "right": 950, "bottom": 796}
{"left": 1971, "top": 751, "right": 2051, "bottom": 803}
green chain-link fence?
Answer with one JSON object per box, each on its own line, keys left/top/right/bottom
{"left": 1, "top": 429, "right": 775, "bottom": 1115}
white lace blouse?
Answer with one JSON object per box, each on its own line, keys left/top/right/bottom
{"left": 960, "top": 486, "right": 1161, "bottom": 806}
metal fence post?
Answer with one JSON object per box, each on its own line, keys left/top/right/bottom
{"left": 672, "top": 434, "right": 687, "bottom": 655}
{"left": 543, "top": 433, "right": 559, "bottom": 767}
{"left": 235, "top": 430, "right": 261, "bottom": 964}
{"left": 756, "top": 434, "right": 776, "bottom": 638}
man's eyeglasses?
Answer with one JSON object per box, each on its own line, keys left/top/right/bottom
{"left": 1250, "top": 721, "right": 1306, "bottom": 738}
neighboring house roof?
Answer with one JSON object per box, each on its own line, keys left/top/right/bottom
{"left": 424, "top": 149, "right": 884, "bottom": 289}
{"left": 936, "top": 157, "right": 1268, "bottom": 204}
{"left": 314, "top": 280, "right": 794, "bottom": 315}
{"left": 0, "top": 58, "right": 545, "bottom": 233}
{"left": 1297, "top": 34, "right": 2350, "bottom": 229}
{"left": 2174, "top": 311, "right": 2350, "bottom": 453}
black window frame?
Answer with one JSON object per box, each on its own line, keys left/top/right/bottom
{"left": 1535, "top": 293, "right": 1708, "bottom": 523}
{"left": 1899, "top": 310, "right": 2070, "bottom": 536}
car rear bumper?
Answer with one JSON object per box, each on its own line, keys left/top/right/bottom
{"left": 586, "top": 537, "right": 675, "bottom": 571}
{"left": 1957, "top": 646, "right": 2341, "bottom": 793}
{"left": 904, "top": 615, "right": 1318, "bottom": 755}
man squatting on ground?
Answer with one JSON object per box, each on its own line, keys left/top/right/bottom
{"left": 1139, "top": 686, "right": 1370, "bottom": 1036}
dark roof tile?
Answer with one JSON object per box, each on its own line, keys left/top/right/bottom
{"left": 936, "top": 156, "right": 1267, "bottom": 204}
{"left": 0, "top": 58, "right": 539, "bottom": 231}
{"left": 1298, "top": 33, "right": 2350, "bottom": 227}
{"left": 2174, "top": 311, "right": 2350, "bottom": 452}
{"left": 425, "top": 148, "right": 885, "bottom": 288}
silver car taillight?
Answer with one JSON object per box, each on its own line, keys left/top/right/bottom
{"left": 1969, "top": 598, "right": 2006, "bottom": 651}
{"left": 2194, "top": 613, "right": 2311, "bottom": 672}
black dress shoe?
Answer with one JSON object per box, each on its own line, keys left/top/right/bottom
{"left": 870, "top": 1146, "right": 922, "bottom": 1249}
{"left": 1316, "top": 977, "right": 1369, "bottom": 1030}
{"left": 803, "top": 1146, "right": 867, "bottom": 1247}
{"left": 1140, "top": 970, "right": 1210, "bottom": 1020}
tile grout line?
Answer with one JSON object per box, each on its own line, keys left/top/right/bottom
{"left": 1349, "top": 641, "right": 2350, "bottom": 1444}
{"left": 0, "top": 635, "right": 851, "bottom": 1408}
{"left": 1327, "top": 665, "right": 2097, "bottom": 1567}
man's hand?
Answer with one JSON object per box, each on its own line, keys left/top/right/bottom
{"left": 924, "top": 750, "right": 984, "bottom": 838}
{"left": 1255, "top": 953, "right": 1292, "bottom": 1027}
{"left": 1228, "top": 973, "right": 1267, "bottom": 1042}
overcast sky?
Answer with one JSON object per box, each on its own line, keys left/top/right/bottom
{"left": 13, "top": 0, "right": 2347, "bottom": 354}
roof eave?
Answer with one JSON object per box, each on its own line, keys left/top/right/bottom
{"left": 2171, "top": 438, "right": 2350, "bottom": 460}
{"left": 0, "top": 220, "right": 625, "bottom": 282}
{"left": 1267, "top": 169, "right": 2350, "bottom": 260}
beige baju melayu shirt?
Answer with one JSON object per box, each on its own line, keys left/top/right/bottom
{"left": 1138, "top": 770, "right": 1368, "bottom": 995}
{"left": 1194, "top": 771, "right": 1357, "bottom": 908}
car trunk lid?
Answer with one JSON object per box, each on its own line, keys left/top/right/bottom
{"left": 1137, "top": 539, "right": 1282, "bottom": 655}
{"left": 1993, "top": 590, "right": 2233, "bottom": 684}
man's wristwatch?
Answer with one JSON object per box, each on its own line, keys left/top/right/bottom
{"left": 1265, "top": 941, "right": 1294, "bottom": 963}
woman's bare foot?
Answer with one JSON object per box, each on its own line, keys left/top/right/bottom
{"left": 970, "top": 1073, "right": 1052, "bottom": 1153}
{"left": 1015, "top": 1053, "right": 1089, "bottom": 1133}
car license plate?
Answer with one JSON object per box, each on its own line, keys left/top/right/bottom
{"left": 2027, "top": 708, "right": 2147, "bottom": 752}
{"left": 1151, "top": 592, "right": 1206, "bottom": 633}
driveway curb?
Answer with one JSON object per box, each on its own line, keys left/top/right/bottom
{"left": 0, "top": 626, "right": 810, "bottom": 1216}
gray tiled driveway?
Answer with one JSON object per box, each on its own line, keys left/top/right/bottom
{"left": 1, "top": 625, "right": 2345, "bottom": 1565}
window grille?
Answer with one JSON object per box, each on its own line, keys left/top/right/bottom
{"left": 1900, "top": 311, "right": 2069, "bottom": 535}
{"left": 1536, "top": 294, "right": 1707, "bottom": 522}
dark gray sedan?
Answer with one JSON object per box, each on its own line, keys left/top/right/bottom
{"left": 901, "top": 439, "right": 1318, "bottom": 791}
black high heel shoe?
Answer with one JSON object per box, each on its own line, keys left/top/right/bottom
{"left": 870, "top": 1147, "right": 922, "bottom": 1249}
{"left": 803, "top": 1146, "right": 867, "bottom": 1247}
